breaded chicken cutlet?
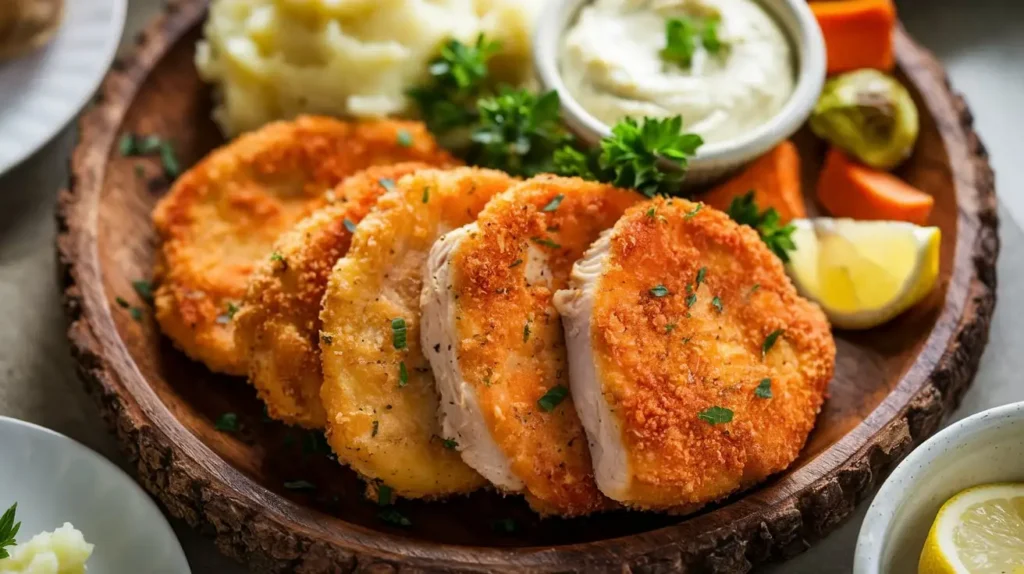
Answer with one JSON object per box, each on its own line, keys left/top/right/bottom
{"left": 152, "top": 116, "right": 454, "bottom": 375}
{"left": 234, "top": 162, "right": 455, "bottom": 429}
{"left": 554, "top": 198, "right": 835, "bottom": 511}
{"left": 421, "top": 176, "right": 643, "bottom": 516}
{"left": 319, "top": 167, "right": 517, "bottom": 499}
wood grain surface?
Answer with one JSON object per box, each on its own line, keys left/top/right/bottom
{"left": 56, "top": 1, "right": 999, "bottom": 572}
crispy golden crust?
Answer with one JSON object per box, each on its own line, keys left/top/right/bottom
{"left": 152, "top": 117, "right": 454, "bottom": 375}
{"left": 319, "top": 168, "right": 516, "bottom": 498}
{"left": 447, "top": 176, "right": 642, "bottom": 515}
{"left": 591, "top": 198, "right": 835, "bottom": 509}
{"left": 234, "top": 162, "right": 455, "bottom": 429}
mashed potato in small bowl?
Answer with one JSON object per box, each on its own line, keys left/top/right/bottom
{"left": 197, "top": 0, "right": 542, "bottom": 136}
{"left": 0, "top": 523, "right": 93, "bottom": 574}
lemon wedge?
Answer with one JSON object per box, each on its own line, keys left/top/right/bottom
{"left": 784, "top": 218, "right": 940, "bottom": 330}
{"left": 919, "top": 483, "right": 1024, "bottom": 574}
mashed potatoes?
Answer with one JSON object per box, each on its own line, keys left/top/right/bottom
{"left": 0, "top": 523, "right": 93, "bottom": 574}
{"left": 197, "top": 0, "right": 542, "bottom": 136}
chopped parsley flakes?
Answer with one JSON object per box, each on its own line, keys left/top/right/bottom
{"left": 755, "top": 378, "right": 773, "bottom": 399}
{"left": 392, "top": 318, "right": 407, "bottom": 349}
{"left": 397, "top": 130, "right": 413, "bottom": 147}
{"left": 541, "top": 194, "right": 564, "bottom": 212}
{"left": 762, "top": 329, "right": 784, "bottom": 358}
{"left": 343, "top": 218, "right": 357, "bottom": 233}
{"left": 537, "top": 385, "right": 569, "bottom": 412}
{"left": 698, "top": 406, "right": 733, "bottom": 425}
{"left": 649, "top": 284, "right": 670, "bottom": 298}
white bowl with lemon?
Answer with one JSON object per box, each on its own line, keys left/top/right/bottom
{"left": 854, "top": 402, "right": 1024, "bottom": 574}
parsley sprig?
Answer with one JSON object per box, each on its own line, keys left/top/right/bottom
{"left": 554, "top": 117, "right": 704, "bottom": 197}
{"left": 469, "top": 88, "right": 572, "bottom": 177}
{"left": 662, "top": 16, "right": 726, "bottom": 68}
{"left": 0, "top": 503, "right": 20, "bottom": 560}
{"left": 407, "top": 35, "right": 500, "bottom": 134}
{"left": 725, "top": 191, "right": 797, "bottom": 261}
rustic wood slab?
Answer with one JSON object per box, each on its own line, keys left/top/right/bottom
{"left": 56, "top": 1, "right": 999, "bottom": 572}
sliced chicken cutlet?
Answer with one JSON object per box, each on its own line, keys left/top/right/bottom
{"left": 319, "top": 167, "right": 516, "bottom": 499}
{"left": 234, "top": 162, "right": 454, "bottom": 429}
{"left": 152, "top": 117, "right": 453, "bottom": 375}
{"left": 553, "top": 198, "right": 835, "bottom": 511}
{"left": 421, "top": 175, "right": 642, "bottom": 516}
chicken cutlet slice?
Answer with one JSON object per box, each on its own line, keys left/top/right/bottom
{"left": 553, "top": 198, "right": 835, "bottom": 511}
{"left": 420, "top": 175, "right": 642, "bottom": 516}
{"left": 152, "top": 117, "right": 454, "bottom": 375}
{"left": 234, "top": 162, "right": 455, "bottom": 429}
{"left": 319, "top": 167, "right": 516, "bottom": 498}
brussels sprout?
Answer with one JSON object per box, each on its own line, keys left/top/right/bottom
{"left": 810, "top": 69, "right": 919, "bottom": 170}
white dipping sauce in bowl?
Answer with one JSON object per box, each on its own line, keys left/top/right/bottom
{"left": 560, "top": 0, "right": 795, "bottom": 145}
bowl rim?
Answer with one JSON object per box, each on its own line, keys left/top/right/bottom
{"left": 853, "top": 401, "right": 1024, "bottom": 574}
{"left": 532, "top": 0, "right": 827, "bottom": 168}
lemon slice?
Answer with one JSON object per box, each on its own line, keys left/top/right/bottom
{"left": 919, "top": 483, "right": 1024, "bottom": 574}
{"left": 785, "top": 218, "right": 940, "bottom": 330}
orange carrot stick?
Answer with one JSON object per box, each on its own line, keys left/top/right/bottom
{"left": 811, "top": 0, "right": 896, "bottom": 74}
{"left": 701, "top": 141, "right": 805, "bottom": 223}
{"left": 816, "top": 148, "right": 933, "bottom": 225}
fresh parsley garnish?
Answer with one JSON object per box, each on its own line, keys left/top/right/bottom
{"left": 116, "top": 296, "right": 130, "bottom": 309}
{"left": 132, "top": 280, "right": 154, "bottom": 303}
{"left": 397, "top": 129, "right": 413, "bottom": 147}
{"left": 725, "top": 191, "right": 797, "bottom": 261}
{"left": 509, "top": 258, "right": 523, "bottom": 268}
{"left": 343, "top": 218, "right": 357, "bottom": 233}
{"left": 408, "top": 35, "right": 501, "bottom": 134}
{"left": 554, "top": 116, "right": 703, "bottom": 198}
{"left": 531, "top": 236, "right": 561, "bottom": 249}
{"left": 129, "top": 307, "right": 143, "bottom": 322}
{"left": 398, "top": 361, "right": 409, "bottom": 387}
{"left": 538, "top": 385, "right": 569, "bottom": 412}
{"left": 392, "top": 318, "right": 407, "bottom": 350}
{"left": 650, "top": 284, "right": 670, "bottom": 297}
{"left": 469, "top": 88, "right": 573, "bottom": 177}
{"left": 711, "top": 296, "right": 723, "bottom": 313}
{"left": 0, "top": 503, "right": 21, "bottom": 560}
{"left": 215, "top": 412, "right": 239, "bottom": 432}
{"left": 698, "top": 406, "right": 733, "bottom": 425}
{"left": 762, "top": 329, "right": 784, "bottom": 358}
{"left": 379, "top": 508, "right": 412, "bottom": 527}
{"left": 378, "top": 178, "right": 396, "bottom": 193}
{"left": 665, "top": 323, "right": 677, "bottom": 333}
{"left": 755, "top": 378, "right": 773, "bottom": 399}
{"left": 283, "top": 480, "right": 316, "bottom": 491}
{"left": 541, "top": 194, "right": 564, "bottom": 212}
{"left": 662, "top": 16, "right": 725, "bottom": 68}
{"left": 442, "top": 438, "right": 458, "bottom": 450}
{"left": 695, "top": 267, "right": 707, "bottom": 287}
{"left": 422, "top": 186, "right": 430, "bottom": 203}
{"left": 270, "top": 252, "right": 285, "bottom": 264}
{"left": 685, "top": 284, "right": 697, "bottom": 308}
{"left": 684, "top": 204, "right": 703, "bottom": 219}
{"left": 160, "top": 142, "right": 181, "bottom": 178}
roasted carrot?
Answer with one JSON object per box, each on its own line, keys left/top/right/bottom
{"left": 701, "top": 141, "right": 805, "bottom": 223}
{"left": 817, "top": 148, "right": 933, "bottom": 224}
{"left": 811, "top": 0, "right": 896, "bottom": 74}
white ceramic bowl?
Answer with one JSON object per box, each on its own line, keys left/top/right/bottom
{"left": 854, "top": 402, "right": 1024, "bottom": 574}
{"left": 533, "top": 0, "right": 826, "bottom": 186}
{"left": 0, "top": 416, "right": 191, "bottom": 573}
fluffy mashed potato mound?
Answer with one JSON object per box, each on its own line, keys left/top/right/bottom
{"left": 0, "top": 523, "right": 93, "bottom": 574}
{"left": 197, "top": 0, "right": 542, "bottom": 136}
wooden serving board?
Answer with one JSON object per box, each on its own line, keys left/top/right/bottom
{"left": 57, "top": 1, "right": 999, "bottom": 572}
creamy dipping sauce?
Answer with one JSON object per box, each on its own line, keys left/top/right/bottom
{"left": 561, "top": 0, "right": 795, "bottom": 145}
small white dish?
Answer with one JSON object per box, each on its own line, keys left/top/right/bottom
{"left": 0, "top": 0, "right": 126, "bottom": 177}
{"left": 533, "top": 0, "right": 826, "bottom": 186}
{"left": 0, "top": 416, "right": 191, "bottom": 573}
{"left": 854, "top": 402, "right": 1024, "bottom": 574}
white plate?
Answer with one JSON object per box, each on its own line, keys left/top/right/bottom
{"left": 0, "top": 0, "right": 126, "bottom": 176}
{"left": 0, "top": 416, "right": 191, "bottom": 573}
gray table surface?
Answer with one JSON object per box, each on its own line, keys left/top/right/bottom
{"left": 0, "top": 1, "right": 1021, "bottom": 572}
